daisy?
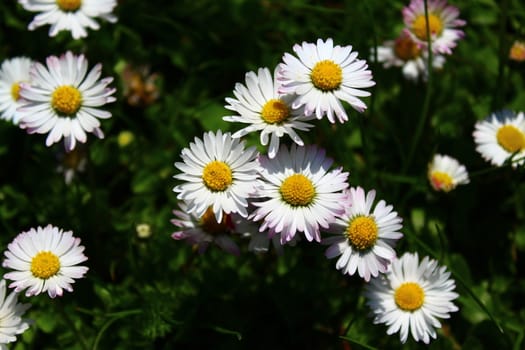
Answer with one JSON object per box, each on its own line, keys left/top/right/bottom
{"left": 3, "top": 224, "right": 89, "bottom": 298}
{"left": 250, "top": 144, "right": 349, "bottom": 244}
{"left": 173, "top": 130, "right": 259, "bottom": 223}
{"left": 509, "top": 40, "right": 525, "bottom": 62}
{"left": 18, "top": 0, "right": 117, "bottom": 40}
{"left": 0, "top": 279, "right": 32, "bottom": 348}
{"left": 473, "top": 110, "right": 525, "bottom": 168}
{"left": 428, "top": 154, "right": 469, "bottom": 192}
{"left": 323, "top": 187, "right": 403, "bottom": 281}
{"left": 17, "top": 51, "right": 116, "bottom": 152}
{"left": 364, "top": 252, "right": 459, "bottom": 344}
{"left": 0, "top": 57, "right": 33, "bottom": 124}
{"left": 375, "top": 32, "right": 445, "bottom": 82}
{"left": 171, "top": 202, "right": 240, "bottom": 255}
{"left": 403, "top": 0, "right": 466, "bottom": 55}
{"left": 277, "top": 38, "right": 375, "bottom": 124}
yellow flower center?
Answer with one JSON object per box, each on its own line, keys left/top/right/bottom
{"left": 279, "top": 174, "right": 315, "bottom": 206}
{"left": 412, "top": 13, "right": 444, "bottom": 41}
{"left": 394, "top": 282, "right": 425, "bottom": 311}
{"left": 310, "top": 60, "right": 343, "bottom": 91}
{"left": 11, "top": 82, "right": 21, "bottom": 101}
{"left": 51, "top": 85, "right": 82, "bottom": 115}
{"left": 346, "top": 216, "right": 378, "bottom": 251}
{"left": 200, "top": 207, "right": 230, "bottom": 235}
{"left": 56, "top": 0, "right": 82, "bottom": 11}
{"left": 429, "top": 171, "right": 454, "bottom": 192}
{"left": 394, "top": 35, "right": 421, "bottom": 61}
{"left": 30, "top": 251, "right": 61, "bottom": 279}
{"left": 202, "top": 160, "right": 233, "bottom": 192}
{"left": 496, "top": 125, "right": 525, "bottom": 153}
{"left": 261, "top": 99, "right": 290, "bottom": 124}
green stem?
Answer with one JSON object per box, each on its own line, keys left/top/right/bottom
{"left": 92, "top": 310, "right": 142, "bottom": 350}
{"left": 56, "top": 300, "right": 89, "bottom": 350}
{"left": 492, "top": 0, "right": 509, "bottom": 110}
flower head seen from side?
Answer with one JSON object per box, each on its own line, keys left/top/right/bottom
{"left": 473, "top": 110, "right": 525, "bottom": 168}
{"left": 428, "top": 154, "right": 469, "bottom": 192}
{"left": 3, "top": 224, "right": 89, "bottom": 298}
{"left": 171, "top": 202, "right": 240, "bottom": 256}
{"left": 403, "top": 0, "right": 466, "bottom": 55}
{"left": 278, "top": 38, "right": 375, "bottom": 123}
{"left": 251, "top": 144, "right": 349, "bottom": 244}
{"left": 17, "top": 51, "right": 116, "bottom": 152}
{"left": 375, "top": 32, "right": 445, "bottom": 82}
{"left": 364, "top": 252, "right": 459, "bottom": 344}
{"left": 173, "top": 130, "right": 259, "bottom": 223}
{"left": 18, "top": 0, "right": 117, "bottom": 39}
{"left": 0, "top": 57, "right": 33, "bottom": 124}
{"left": 323, "top": 187, "right": 403, "bottom": 281}
{"left": 0, "top": 279, "right": 32, "bottom": 347}
{"left": 224, "top": 67, "right": 315, "bottom": 159}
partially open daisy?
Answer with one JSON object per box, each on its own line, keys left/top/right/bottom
{"left": 3, "top": 224, "right": 89, "bottom": 298}
{"left": 323, "top": 187, "right": 403, "bottom": 281}
{"left": 250, "top": 144, "right": 349, "bottom": 244}
{"left": 18, "top": 0, "right": 117, "bottom": 39}
{"left": 375, "top": 32, "right": 445, "bottom": 81}
{"left": 428, "top": 154, "right": 469, "bottom": 192}
{"left": 17, "top": 51, "right": 116, "bottom": 152}
{"left": 403, "top": 0, "right": 466, "bottom": 55}
{"left": 364, "top": 252, "right": 459, "bottom": 344}
{"left": 473, "top": 110, "right": 525, "bottom": 168}
{"left": 0, "top": 279, "right": 32, "bottom": 347}
{"left": 224, "top": 67, "right": 315, "bottom": 158}
{"left": 173, "top": 130, "right": 259, "bottom": 223}
{"left": 0, "top": 57, "right": 33, "bottom": 124}
{"left": 278, "top": 38, "right": 375, "bottom": 123}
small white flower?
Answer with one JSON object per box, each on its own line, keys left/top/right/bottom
{"left": 0, "top": 279, "right": 32, "bottom": 348}
{"left": 3, "top": 224, "right": 89, "bottom": 298}
{"left": 364, "top": 252, "right": 459, "bottom": 344}
{"left": 428, "top": 154, "right": 469, "bottom": 192}
{"left": 0, "top": 57, "right": 33, "bottom": 124}
{"left": 18, "top": 0, "right": 117, "bottom": 39}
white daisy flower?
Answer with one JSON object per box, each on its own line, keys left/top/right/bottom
{"left": 224, "top": 67, "right": 315, "bottom": 159}
{"left": 171, "top": 202, "right": 240, "bottom": 255}
{"left": 173, "top": 130, "right": 259, "bottom": 223}
{"left": 0, "top": 57, "right": 33, "bottom": 124}
{"left": 364, "top": 252, "right": 459, "bottom": 344}
{"left": 323, "top": 187, "right": 403, "bottom": 281}
{"left": 473, "top": 110, "right": 525, "bottom": 168}
{"left": 277, "top": 38, "right": 375, "bottom": 124}
{"left": 428, "top": 154, "right": 469, "bottom": 192}
{"left": 17, "top": 51, "right": 116, "bottom": 152}
{"left": 3, "top": 224, "right": 89, "bottom": 298}
{"left": 0, "top": 279, "right": 32, "bottom": 348}
{"left": 375, "top": 32, "right": 446, "bottom": 82}
{"left": 403, "top": 0, "right": 466, "bottom": 55}
{"left": 250, "top": 144, "right": 349, "bottom": 244}
{"left": 18, "top": 0, "right": 117, "bottom": 40}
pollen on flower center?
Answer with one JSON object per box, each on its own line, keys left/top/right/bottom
{"left": 280, "top": 173, "right": 315, "bottom": 206}
{"left": 412, "top": 13, "right": 444, "bottom": 41}
{"left": 202, "top": 160, "right": 233, "bottom": 192}
{"left": 394, "top": 282, "right": 425, "bottom": 311}
{"left": 11, "top": 82, "right": 21, "bottom": 101}
{"left": 56, "top": 0, "right": 82, "bottom": 11}
{"left": 30, "top": 251, "right": 61, "bottom": 279}
{"left": 310, "top": 60, "right": 343, "bottom": 91}
{"left": 51, "top": 85, "right": 82, "bottom": 115}
{"left": 496, "top": 125, "right": 525, "bottom": 153}
{"left": 430, "top": 171, "right": 454, "bottom": 192}
{"left": 261, "top": 99, "right": 290, "bottom": 124}
{"left": 394, "top": 35, "right": 421, "bottom": 61}
{"left": 200, "top": 207, "right": 230, "bottom": 234}
{"left": 346, "top": 216, "right": 378, "bottom": 250}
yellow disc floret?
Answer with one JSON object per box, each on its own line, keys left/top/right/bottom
{"left": 394, "top": 35, "right": 421, "bottom": 61}
{"left": 412, "top": 13, "right": 444, "bottom": 41}
{"left": 394, "top": 282, "right": 425, "bottom": 311}
{"left": 56, "top": 0, "right": 82, "bottom": 11}
{"left": 202, "top": 160, "right": 233, "bottom": 192}
{"left": 280, "top": 174, "right": 316, "bottom": 206}
{"left": 11, "top": 83, "right": 21, "bottom": 101}
{"left": 52, "top": 85, "right": 82, "bottom": 115}
{"left": 30, "top": 251, "right": 61, "bottom": 279}
{"left": 429, "top": 171, "right": 454, "bottom": 192}
{"left": 261, "top": 99, "right": 290, "bottom": 124}
{"left": 496, "top": 125, "right": 525, "bottom": 153}
{"left": 346, "top": 216, "right": 378, "bottom": 250}
{"left": 200, "top": 207, "right": 230, "bottom": 234}
{"left": 310, "top": 60, "right": 343, "bottom": 91}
